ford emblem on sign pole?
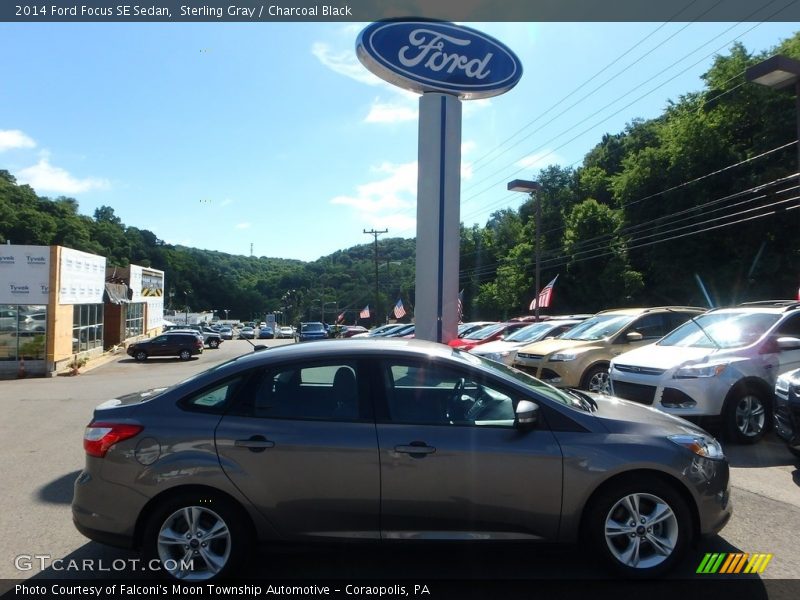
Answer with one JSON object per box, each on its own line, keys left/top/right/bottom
{"left": 356, "top": 20, "right": 523, "bottom": 99}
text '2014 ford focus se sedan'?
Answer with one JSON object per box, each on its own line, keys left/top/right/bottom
{"left": 73, "top": 339, "right": 731, "bottom": 580}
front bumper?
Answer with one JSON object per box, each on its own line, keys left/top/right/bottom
{"left": 609, "top": 366, "right": 730, "bottom": 418}
{"left": 513, "top": 355, "right": 579, "bottom": 387}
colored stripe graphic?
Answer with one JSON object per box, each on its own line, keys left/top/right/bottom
{"left": 697, "top": 552, "right": 772, "bottom": 574}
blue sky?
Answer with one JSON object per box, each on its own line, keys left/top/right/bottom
{"left": 1, "top": 20, "right": 798, "bottom": 261}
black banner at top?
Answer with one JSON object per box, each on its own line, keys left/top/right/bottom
{"left": 2, "top": 0, "right": 800, "bottom": 23}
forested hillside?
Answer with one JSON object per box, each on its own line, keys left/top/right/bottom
{"left": 2, "top": 36, "right": 799, "bottom": 322}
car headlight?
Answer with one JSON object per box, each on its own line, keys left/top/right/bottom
{"left": 674, "top": 362, "right": 728, "bottom": 379}
{"left": 550, "top": 350, "right": 578, "bottom": 362}
{"left": 668, "top": 434, "right": 725, "bottom": 460}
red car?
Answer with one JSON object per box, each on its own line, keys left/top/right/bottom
{"left": 448, "top": 322, "right": 530, "bottom": 350}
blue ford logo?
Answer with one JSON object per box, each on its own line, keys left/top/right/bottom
{"left": 356, "top": 20, "right": 523, "bottom": 99}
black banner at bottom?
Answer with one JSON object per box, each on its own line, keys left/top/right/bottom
{"left": 2, "top": 579, "right": 799, "bottom": 600}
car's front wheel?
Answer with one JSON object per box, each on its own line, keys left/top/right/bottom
{"left": 179, "top": 349, "right": 192, "bottom": 361}
{"left": 586, "top": 476, "right": 691, "bottom": 577}
{"left": 142, "top": 492, "right": 249, "bottom": 581}
{"left": 134, "top": 350, "right": 147, "bottom": 362}
{"left": 582, "top": 364, "right": 610, "bottom": 393}
{"left": 724, "top": 385, "right": 770, "bottom": 444}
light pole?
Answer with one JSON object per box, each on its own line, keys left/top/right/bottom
{"left": 224, "top": 309, "right": 229, "bottom": 322}
{"left": 507, "top": 179, "right": 543, "bottom": 319}
{"left": 183, "top": 291, "right": 190, "bottom": 325}
{"left": 745, "top": 55, "right": 800, "bottom": 179}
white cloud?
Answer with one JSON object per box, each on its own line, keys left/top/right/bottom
{"left": 365, "top": 100, "right": 418, "bottom": 123}
{"left": 331, "top": 161, "right": 419, "bottom": 236}
{"left": 311, "top": 42, "right": 384, "bottom": 87}
{"left": 0, "top": 129, "right": 36, "bottom": 152}
{"left": 235, "top": 222, "right": 251, "bottom": 229}
{"left": 220, "top": 198, "right": 234, "bottom": 207}
{"left": 15, "top": 156, "right": 110, "bottom": 194}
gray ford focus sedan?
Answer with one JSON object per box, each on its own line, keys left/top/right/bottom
{"left": 73, "top": 339, "right": 731, "bottom": 580}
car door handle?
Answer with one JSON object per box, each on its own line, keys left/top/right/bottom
{"left": 394, "top": 442, "right": 436, "bottom": 456}
{"left": 234, "top": 436, "right": 275, "bottom": 452}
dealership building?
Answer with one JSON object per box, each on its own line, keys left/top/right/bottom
{"left": 0, "top": 244, "right": 164, "bottom": 378}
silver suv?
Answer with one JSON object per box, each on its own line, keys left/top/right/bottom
{"left": 609, "top": 301, "right": 800, "bottom": 444}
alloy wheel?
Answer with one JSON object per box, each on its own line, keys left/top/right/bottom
{"left": 603, "top": 492, "right": 679, "bottom": 570}
{"left": 156, "top": 506, "right": 231, "bottom": 580}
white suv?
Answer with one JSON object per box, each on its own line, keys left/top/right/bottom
{"left": 609, "top": 301, "right": 800, "bottom": 444}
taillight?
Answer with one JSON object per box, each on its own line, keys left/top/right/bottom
{"left": 83, "top": 422, "right": 144, "bottom": 458}
{"left": 196, "top": 339, "right": 203, "bottom": 348}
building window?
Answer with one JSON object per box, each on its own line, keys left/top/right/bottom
{"left": 125, "top": 302, "right": 145, "bottom": 339}
{"left": 73, "top": 304, "right": 104, "bottom": 353}
{"left": 0, "top": 305, "right": 47, "bottom": 361}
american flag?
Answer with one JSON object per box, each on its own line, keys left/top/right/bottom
{"left": 359, "top": 305, "right": 370, "bottom": 319}
{"left": 457, "top": 289, "right": 464, "bottom": 322}
{"left": 393, "top": 299, "right": 406, "bottom": 319}
{"left": 336, "top": 312, "right": 345, "bottom": 324}
{"left": 529, "top": 275, "right": 559, "bottom": 311}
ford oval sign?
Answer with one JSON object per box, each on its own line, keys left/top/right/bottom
{"left": 356, "top": 20, "right": 523, "bottom": 100}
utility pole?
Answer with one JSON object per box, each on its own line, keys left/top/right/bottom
{"left": 364, "top": 228, "right": 388, "bottom": 324}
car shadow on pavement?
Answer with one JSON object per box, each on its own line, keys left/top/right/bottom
{"left": 35, "top": 470, "right": 81, "bottom": 505}
{"left": 722, "top": 434, "right": 797, "bottom": 468}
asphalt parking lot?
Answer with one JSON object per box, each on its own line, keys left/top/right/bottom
{"left": 0, "top": 338, "right": 798, "bottom": 597}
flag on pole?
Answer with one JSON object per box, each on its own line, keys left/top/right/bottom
{"left": 336, "top": 312, "right": 345, "bottom": 324}
{"left": 359, "top": 305, "right": 370, "bottom": 319}
{"left": 529, "top": 275, "right": 559, "bottom": 310}
{"left": 393, "top": 299, "right": 406, "bottom": 319}
{"left": 457, "top": 289, "right": 464, "bottom": 322}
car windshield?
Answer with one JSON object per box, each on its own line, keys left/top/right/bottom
{"left": 302, "top": 323, "right": 324, "bottom": 332}
{"left": 658, "top": 312, "right": 781, "bottom": 349}
{"left": 465, "top": 323, "right": 505, "bottom": 340}
{"left": 558, "top": 314, "right": 635, "bottom": 341}
{"left": 456, "top": 351, "right": 590, "bottom": 412}
{"left": 505, "top": 322, "right": 557, "bottom": 342}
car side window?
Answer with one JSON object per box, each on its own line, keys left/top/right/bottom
{"left": 629, "top": 314, "right": 670, "bottom": 340}
{"left": 382, "top": 361, "right": 515, "bottom": 427}
{"left": 775, "top": 314, "right": 800, "bottom": 338}
{"left": 182, "top": 377, "right": 243, "bottom": 414}
{"left": 250, "top": 362, "right": 360, "bottom": 421}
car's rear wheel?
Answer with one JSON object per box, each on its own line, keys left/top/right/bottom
{"left": 142, "top": 492, "right": 249, "bottom": 581}
{"left": 587, "top": 476, "right": 691, "bottom": 577}
{"left": 179, "top": 349, "right": 192, "bottom": 361}
{"left": 134, "top": 350, "right": 147, "bottom": 362}
{"left": 208, "top": 339, "right": 219, "bottom": 349}
{"left": 724, "top": 385, "right": 770, "bottom": 444}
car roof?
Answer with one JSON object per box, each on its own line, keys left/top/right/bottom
{"left": 222, "top": 339, "right": 465, "bottom": 370}
{"left": 595, "top": 306, "right": 706, "bottom": 316}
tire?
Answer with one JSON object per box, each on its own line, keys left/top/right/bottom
{"left": 135, "top": 350, "right": 147, "bottom": 362}
{"left": 179, "top": 349, "right": 192, "bottom": 361}
{"left": 723, "top": 384, "right": 770, "bottom": 444}
{"left": 586, "top": 476, "right": 691, "bottom": 578}
{"left": 142, "top": 491, "right": 250, "bottom": 581}
{"left": 582, "top": 364, "right": 610, "bottom": 393}
{"left": 208, "top": 339, "right": 219, "bottom": 349}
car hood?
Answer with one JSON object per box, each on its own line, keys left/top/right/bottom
{"left": 472, "top": 340, "right": 525, "bottom": 354}
{"left": 589, "top": 392, "right": 711, "bottom": 437}
{"left": 517, "top": 338, "right": 598, "bottom": 355}
{"left": 612, "top": 344, "right": 716, "bottom": 370}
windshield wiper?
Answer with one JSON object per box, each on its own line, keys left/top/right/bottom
{"left": 565, "top": 388, "right": 598, "bottom": 412}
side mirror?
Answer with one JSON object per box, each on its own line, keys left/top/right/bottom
{"left": 626, "top": 332, "right": 643, "bottom": 342}
{"left": 515, "top": 400, "right": 540, "bottom": 428}
{"left": 777, "top": 336, "right": 800, "bottom": 351}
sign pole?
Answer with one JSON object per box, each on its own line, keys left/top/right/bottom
{"left": 415, "top": 93, "right": 462, "bottom": 343}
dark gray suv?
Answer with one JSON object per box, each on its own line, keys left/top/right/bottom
{"left": 75, "top": 339, "right": 730, "bottom": 580}
{"left": 126, "top": 332, "right": 203, "bottom": 361}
